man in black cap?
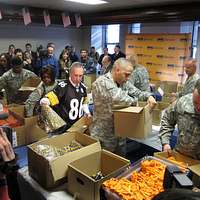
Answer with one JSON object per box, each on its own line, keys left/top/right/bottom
{"left": 0, "top": 56, "right": 37, "bottom": 104}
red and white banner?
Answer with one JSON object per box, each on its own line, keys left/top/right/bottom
{"left": 22, "top": 8, "right": 31, "bottom": 25}
{"left": 75, "top": 13, "right": 82, "bottom": 28}
{"left": 62, "top": 13, "right": 71, "bottom": 27}
{"left": 43, "top": 10, "right": 51, "bottom": 27}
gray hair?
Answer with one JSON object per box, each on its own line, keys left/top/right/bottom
{"left": 69, "top": 62, "right": 84, "bottom": 75}
{"left": 113, "top": 58, "right": 133, "bottom": 70}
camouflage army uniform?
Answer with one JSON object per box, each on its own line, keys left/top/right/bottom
{"left": 128, "top": 64, "right": 150, "bottom": 92}
{"left": 25, "top": 80, "right": 58, "bottom": 117}
{"left": 159, "top": 93, "right": 200, "bottom": 159}
{"left": 0, "top": 68, "right": 37, "bottom": 104}
{"left": 177, "top": 73, "right": 199, "bottom": 98}
{"left": 90, "top": 72, "right": 152, "bottom": 153}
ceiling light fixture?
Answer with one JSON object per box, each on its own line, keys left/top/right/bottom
{"left": 64, "top": 0, "right": 108, "bottom": 5}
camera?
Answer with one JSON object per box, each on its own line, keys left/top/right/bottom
{"left": 0, "top": 126, "right": 19, "bottom": 175}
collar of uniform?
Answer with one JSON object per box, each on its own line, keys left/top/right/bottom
{"left": 11, "top": 69, "right": 21, "bottom": 77}
{"left": 106, "top": 71, "right": 119, "bottom": 88}
{"left": 69, "top": 77, "right": 79, "bottom": 88}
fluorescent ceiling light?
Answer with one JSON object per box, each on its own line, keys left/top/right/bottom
{"left": 64, "top": 0, "right": 108, "bottom": 5}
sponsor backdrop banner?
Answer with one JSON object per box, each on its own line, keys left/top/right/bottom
{"left": 125, "top": 33, "right": 191, "bottom": 83}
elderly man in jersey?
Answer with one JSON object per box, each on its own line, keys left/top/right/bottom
{"left": 40, "top": 62, "right": 90, "bottom": 133}
{"left": 90, "top": 58, "right": 156, "bottom": 155}
{"left": 159, "top": 79, "right": 200, "bottom": 160}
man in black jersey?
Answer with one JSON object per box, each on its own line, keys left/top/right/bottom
{"left": 40, "top": 62, "right": 91, "bottom": 133}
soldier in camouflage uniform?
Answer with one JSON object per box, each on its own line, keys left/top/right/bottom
{"left": 172, "top": 58, "right": 199, "bottom": 100}
{"left": 25, "top": 65, "right": 58, "bottom": 117}
{"left": 0, "top": 57, "right": 37, "bottom": 104}
{"left": 159, "top": 79, "right": 200, "bottom": 159}
{"left": 90, "top": 58, "right": 156, "bottom": 154}
{"left": 127, "top": 55, "right": 150, "bottom": 92}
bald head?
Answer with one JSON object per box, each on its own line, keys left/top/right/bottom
{"left": 185, "top": 58, "right": 197, "bottom": 77}
{"left": 112, "top": 58, "right": 133, "bottom": 86}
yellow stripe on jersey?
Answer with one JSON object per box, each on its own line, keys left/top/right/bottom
{"left": 46, "top": 91, "right": 59, "bottom": 106}
{"left": 83, "top": 96, "right": 88, "bottom": 104}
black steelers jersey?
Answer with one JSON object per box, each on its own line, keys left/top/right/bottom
{"left": 51, "top": 80, "right": 87, "bottom": 127}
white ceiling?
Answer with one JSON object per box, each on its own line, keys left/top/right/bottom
{"left": 0, "top": 0, "right": 193, "bottom": 13}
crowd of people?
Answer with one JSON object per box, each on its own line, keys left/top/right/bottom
{"left": 0, "top": 41, "right": 200, "bottom": 199}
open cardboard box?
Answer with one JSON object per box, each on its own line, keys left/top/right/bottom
{"left": 154, "top": 151, "right": 200, "bottom": 167}
{"left": 28, "top": 132, "right": 101, "bottom": 188}
{"left": 67, "top": 149, "right": 130, "bottom": 200}
{"left": 20, "top": 77, "right": 41, "bottom": 87}
{"left": 138, "top": 101, "right": 169, "bottom": 126}
{"left": 8, "top": 105, "right": 47, "bottom": 147}
{"left": 113, "top": 105, "right": 152, "bottom": 139}
{"left": 67, "top": 116, "right": 92, "bottom": 135}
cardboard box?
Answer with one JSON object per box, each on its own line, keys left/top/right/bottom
{"left": 189, "top": 164, "right": 200, "bottom": 186}
{"left": 67, "top": 116, "right": 92, "bottom": 135}
{"left": 156, "top": 81, "right": 178, "bottom": 93}
{"left": 83, "top": 74, "right": 96, "bottom": 90}
{"left": 8, "top": 105, "right": 47, "bottom": 147}
{"left": 28, "top": 132, "right": 101, "bottom": 188}
{"left": 113, "top": 105, "right": 152, "bottom": 139}
{"left": 138, "top": 101, "right": 169, "bottom": 126}
{"left": 154, "top": 151, "right": 200, "bottom": 167}
{"left": 67, "top": 150, "right": 130, "bottom": 200}
{"left": 21, "top": 77, "right": 41, "bottom": 87}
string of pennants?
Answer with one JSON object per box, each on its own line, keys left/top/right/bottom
{"left": 0, "top": 8, "right": 82, "bottom": 28}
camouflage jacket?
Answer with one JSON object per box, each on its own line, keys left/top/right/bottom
{"left": 90, "top": 71, "right": 151, "bottom": 152}
{"left": 0, "top": 69, "right": 37, "bottom": 104}
{"left": 25, "top": 80, "right": 58, "bottom": 117}
{"left": 159, "top": 93, "right": 200, "bottom": 159}
{"left": 128, "top": 64, "right": 150, "bottom": 92}
{"left": 177, "top": 73, "right": 199, "bottom": 98}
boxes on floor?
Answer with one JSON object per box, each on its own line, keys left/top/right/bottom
{"left": 138, "top": 101, "right": 169, "bottom": 126}
{"left": 28, "top": 132, "right": 101, "bottom": 188}
{"left": 67, "top": 150, "right": 130, "bottom": 200}
{"left": 8, "top": 105, "right": 47, "bottom": 147}
{"left": 83, "top": 74, "right": 96, "bottom": 90}
{"left": 67, "top": 116, "right": 92, "bottom": 135}
{"left": 113, "top": 105, "right": 152, "bottom": 139}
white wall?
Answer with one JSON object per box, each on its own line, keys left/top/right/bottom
{"left": 0, "top": 22, "right": 91, "bottom": 58}
{"left": 141, "top": 22, "right": 181, "bottom": 33}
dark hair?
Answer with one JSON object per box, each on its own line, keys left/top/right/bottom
{"left": 25, "top": 43, "right": 32, "bottom": 47}
{"left": 0, "top": 53, "right": 8, "bottom": 60}
{"left": 152, "top": 188, "right": 200, "bottom": 200}
{"left": 80, "top": 49, "right": 88, "bottom": 53}
{"left": 115, "top": 44, "right": 120, "bottom": 49}
{"left": 194, "top": 79, "right": 200, "bottom": 94}
{"left": 14, "top": 48, "right": 23, "bottom": 55}
{"left": 11, "top": 56, "right": 23, "bottom": 66}
{"left": 40, "top": 65, "right": 55, "bottom": 82}
{"left": 59, "top": 49, "right": 69, "bottom": 60}
{"left": 8, "top": 44, "right": 15, "bottom": 49}
{"left": 47, "top": 42, "right": 55, "bottom": 49}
